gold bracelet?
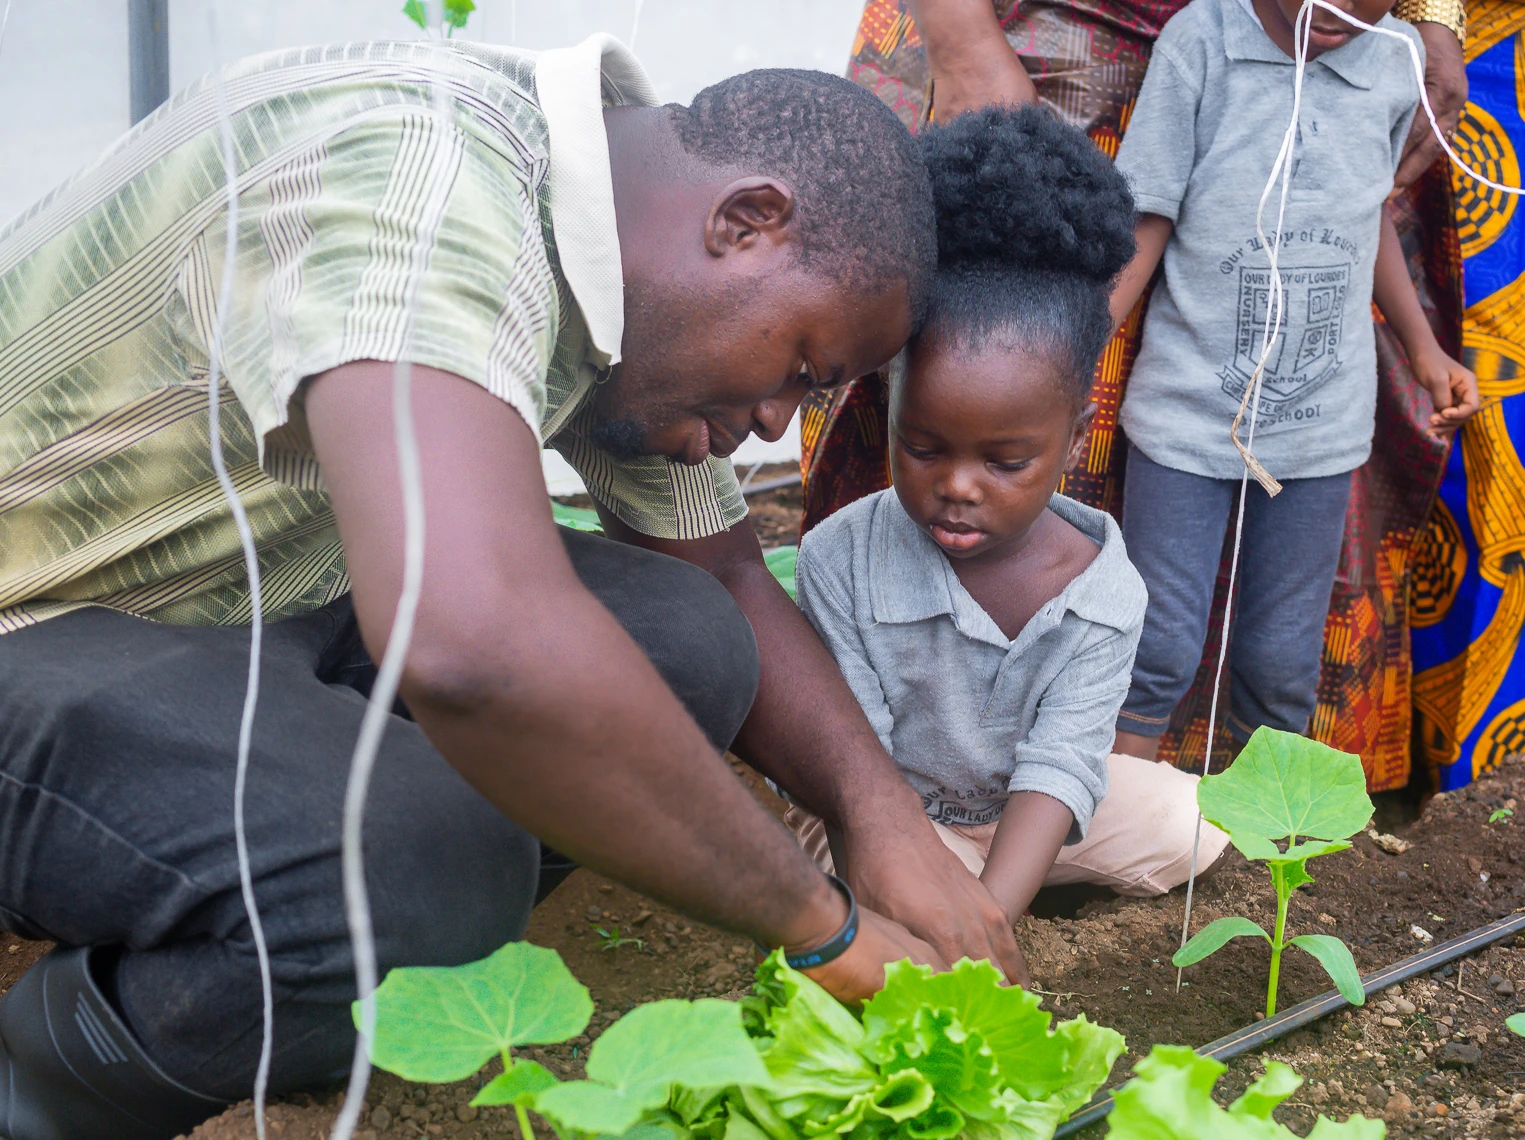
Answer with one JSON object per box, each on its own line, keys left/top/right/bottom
{"left": 1391, "top": 0, "right": 1467, "bottom": 46}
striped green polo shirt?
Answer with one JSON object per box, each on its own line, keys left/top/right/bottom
{"left": 0, "top": 35, "right": 746, "bottom": 635}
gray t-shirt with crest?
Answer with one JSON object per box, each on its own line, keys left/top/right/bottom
{"left": 1115, "top": 0, "right": 1421, "bottom": 481}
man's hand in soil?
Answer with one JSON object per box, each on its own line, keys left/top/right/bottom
{"left": 841, "top": 819, "right": 1033, "bottom": 988}
{"left": 601, "top": 512, "right": 1030, "bottom": 984}
{"left": 801, "top": 908, "right": 948, "bottom": 1004}
{"left": 1391, "top": 22, "right": 1466, "bottom": 194}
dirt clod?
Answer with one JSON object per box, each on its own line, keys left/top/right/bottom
{"left": 1437, "top": 1041, "right": 1482, "bottom": 1069}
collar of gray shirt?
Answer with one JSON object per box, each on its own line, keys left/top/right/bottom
{"left": 868, "top": 491, "right": 1141, "bottom": 648}
{"left": 1223, "top": 0, "right": 1389, "bottom": 90}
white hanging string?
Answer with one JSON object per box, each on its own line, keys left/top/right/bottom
{"left": 1174, "top": 0, "right": 1525, "bottom": 987}
{"left": 630, "top": 0, "right": 646, "bottom": 51}
{"left": 329, "top": 3, "right": 445, "bottom": 1137}
{"left": 205, "top": 4, "right": 276, "bottom": 1135}
{"left": 0, "top": 0, "right": 14, "bottom": 64}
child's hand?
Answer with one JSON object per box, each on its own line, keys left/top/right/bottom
{"left": 1411, "top": 347, "right": 1480, "bottom": 441}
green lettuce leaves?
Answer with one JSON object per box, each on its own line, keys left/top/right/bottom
{"left": 720, "top": 953, "right": 1122, "bottom": 1140}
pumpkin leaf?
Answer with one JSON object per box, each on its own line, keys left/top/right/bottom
{"left": 1172, "top": 917, "right": 1270, "bottom": 968}
{"left": 362, "top": 942, "right": 591, "bottom": 1083}
{"left": 1289, "top": 935, "right": 1366, "bottom": 1006}
{"left": 470, "top": 1059, "right": 559, "bottom": 1107}
{"left": 1109, "top": 1046, "right": 1385, "bottom": 1139}
{"left": 535, "top": 999, "right": 769, "bottom": 1137}
{"left": 1197, "top": 728, "right": 1373, "bottom": 847}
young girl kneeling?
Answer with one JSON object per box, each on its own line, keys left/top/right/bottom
{"left": 787, "top": 107, "right": 1229, "bottom": 926}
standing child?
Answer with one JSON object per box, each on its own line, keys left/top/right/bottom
{"left": 1108, "top": 0, "right": 1480, "bottom": 759}
{"left": 787, "top": 107, "right": 1230, "bottom": 966}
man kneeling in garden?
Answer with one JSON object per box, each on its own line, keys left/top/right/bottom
{"left": 0, "top": 38, "right": 1027, "bottom": 1140}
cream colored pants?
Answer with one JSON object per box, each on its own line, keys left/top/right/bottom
{"left": 785, "top": 753, "right": 1231, "bottom": 898}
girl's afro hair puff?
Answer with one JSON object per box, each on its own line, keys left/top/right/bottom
{"left": 921, "top": 104, "right": 1136, "bottom": 283}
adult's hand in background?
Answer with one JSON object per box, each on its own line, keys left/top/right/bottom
{"left": 908, "top": 0, "right": 1037, "bottom": 120}
{"left": 1393, "top": 22, "right": 1467, "bottom": 194}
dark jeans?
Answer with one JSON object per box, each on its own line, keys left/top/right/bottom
{"left": 0, "top": 528, "right": 758, "bottom": 1100}
{"left": 1117, "top": 444, "right": 1352, "bottom": 742}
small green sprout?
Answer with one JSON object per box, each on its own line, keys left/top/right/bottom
{"left": 591, "top": 923, "right": 645, "bottom": 952}
{"left": 1173, "top": 727, "right": 1374, "bottom": 1017}
{"left": 1489, "top": 807, "right": 1513, "bottom": 824}
{"left": 402, "top": 0, "right": 476, "bottom": 36}
{"left": 1508, "top": 1012, "right": 1525, "bottom": 1037}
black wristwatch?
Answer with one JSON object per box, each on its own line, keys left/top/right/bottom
{"left": 779, "top": 875, "right": 860, "bottom": 971}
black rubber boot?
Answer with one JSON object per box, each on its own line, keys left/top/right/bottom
{"left": 0, "top": 947, "right": 227, "bottom": 1140}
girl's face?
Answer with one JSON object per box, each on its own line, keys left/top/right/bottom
{"left": 890, "top": 335, "right": 1094, "bottom": 562}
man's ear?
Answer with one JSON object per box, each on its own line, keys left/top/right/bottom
{"left": 1065, "top": 401, "right": 1098, "bottom": 473}
{"left": 703, "top": 177, "right": 796, "bottom": 256}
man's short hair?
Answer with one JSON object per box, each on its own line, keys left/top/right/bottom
{"left": 671, "top": 69, "right": 937, "bottom": 320}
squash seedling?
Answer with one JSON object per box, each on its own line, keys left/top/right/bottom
{"left": 361, "top": 941, "right": 767, "bottom": 1138}
{"left": 1172, "top": 728, "right": 1375, "bottom": 1017}
{"left": 1508, "top": 1012, "right": 1525, "bottom": 1037}
{"left": 1108, "top": 1045, "right": 1384, "bottom": 1138}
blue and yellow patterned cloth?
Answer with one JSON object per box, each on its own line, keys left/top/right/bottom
{"left": 1411, "top": 3, "right": 1525, "bottom": 789}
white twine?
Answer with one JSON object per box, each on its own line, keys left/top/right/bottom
{"left": 205, "top": 4, "right": 276, "bottom": 1135}
{"left": 329, "top": 2, "right": 445, "bottom": 1137}
{"left": 630, "top": 0, "right": 646, "bottom": 52}
{"left": 1175, "top": 0, "right": 1524, "bottom": 985}
{"left": 0, "top": 0, "right": 14, "bottom": 65}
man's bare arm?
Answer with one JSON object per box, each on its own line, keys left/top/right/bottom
{"left": 907, "top": 0, "right": 1037, "bottom": 119}
{"left": 305, "top": 362, "right": 941, "bottom": 999}
{"left": 595, "top": 510, "right": 1029, "bottom": 983}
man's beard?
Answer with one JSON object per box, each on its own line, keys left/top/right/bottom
{"left": 587, "top": 409, "right": 648, "bottom": 460}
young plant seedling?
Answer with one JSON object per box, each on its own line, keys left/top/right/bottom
{"left": 362, "top": 942, "right": 590, "bottom": 1139}
{"left": 590, "top": 922, "right": 645, "bottom": 952}
{"left": 1173, "top": 727, "right": 1375, "bottom": 1017}
{"left": 363, "top": 942, "right": 768, "bottom": 1138}
{"left": 1508, "top": 1012, "right": 1525, "bottom": 1037}
{"left": 1488, "top": 807, "right": 1513, "bottom": 824}
{"left": 1107, "top": 1045, "right": 1384, "bottom": 1138}
{"left": 402, "top": 0, "right": 476, "bottom": 35}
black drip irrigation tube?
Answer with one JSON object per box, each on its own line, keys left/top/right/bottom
{"left": 1054, "top": 910, "right": 1525, "bottom": 1136}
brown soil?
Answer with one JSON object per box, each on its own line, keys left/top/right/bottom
{"left": 8, "top": 490, "right": 1525, "bottom": 1138}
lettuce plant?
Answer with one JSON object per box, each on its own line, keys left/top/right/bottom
{"left": 1172, "top": 728, "right": 1374, "bottom": 1017}
{"left": 361, "top": 943, "right": 1124, "bottom": 1138}
{"left": 1107, "top": 1045, "right": 1384, "bottom": 1138}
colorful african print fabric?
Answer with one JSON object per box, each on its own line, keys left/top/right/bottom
{"left": 1410, "top": 1, "right": 1525, "bottom": 791}
{"left": 810, "top": 0, "right": 1464, "bottom": 792}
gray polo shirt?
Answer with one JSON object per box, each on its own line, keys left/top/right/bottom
{"left": 1115, "top": 0, "right": 1422, "bottom": 482}
{"left": 795, "top": 490, "right": 1147, "bottom": 840}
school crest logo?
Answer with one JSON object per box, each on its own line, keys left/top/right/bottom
{"left": 1219, "top": 260, "right": 1350, "bottom": 409}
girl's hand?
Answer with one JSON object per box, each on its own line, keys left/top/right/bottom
{"left": 1412, "top": 347, "right": 1480, "bottom": 440}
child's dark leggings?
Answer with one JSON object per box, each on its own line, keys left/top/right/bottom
{"left": 1116, "top": 444, "right": 1352, "bottom": 742}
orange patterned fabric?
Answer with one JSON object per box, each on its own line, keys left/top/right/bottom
{"left": 802, "top": 0, "right": 1463, "bottom": 791}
